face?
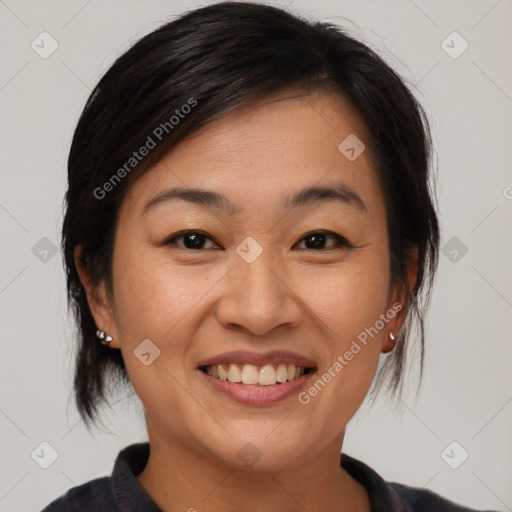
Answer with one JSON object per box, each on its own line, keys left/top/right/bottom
{"left": 81, "top": 90, "right": 408, "bottom": 470}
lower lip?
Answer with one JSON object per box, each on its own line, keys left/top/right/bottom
{"left": 198, "top": 370, "right": 315, "bottom": 405}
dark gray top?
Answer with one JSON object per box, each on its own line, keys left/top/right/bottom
{"left": 40, "top": 442, "right": 498, "bottom": 511}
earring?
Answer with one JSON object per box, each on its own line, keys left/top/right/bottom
{"left": 96, "top": 329, "right": 113, "bottom": 346}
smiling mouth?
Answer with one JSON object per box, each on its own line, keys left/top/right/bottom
{"left": 199, "top": 363, "right": 314, "bottom": 386}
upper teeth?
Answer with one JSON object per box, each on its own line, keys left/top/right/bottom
{"left": 204, "top": 363, "right": 306, "bottom": 385}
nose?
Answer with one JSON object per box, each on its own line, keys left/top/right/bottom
{"left": 215, "top": 251, "right": 303, "bottom": 336}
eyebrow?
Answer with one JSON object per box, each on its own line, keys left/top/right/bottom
{"left": 142, "top": 182, "right": 367, "bottom": 215}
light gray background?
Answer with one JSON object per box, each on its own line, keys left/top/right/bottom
{"left": 1, "top": 1, "right": 511, "bottom": 511}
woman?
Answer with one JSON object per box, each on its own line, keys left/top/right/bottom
{"left": 41, "top": 2, "right": 496, "bottom": 511}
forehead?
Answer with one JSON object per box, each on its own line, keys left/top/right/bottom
{"left": 120, "top": 90, "right": 383, "bottom": 220}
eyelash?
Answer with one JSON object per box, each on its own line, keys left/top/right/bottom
{"left": 163, "top": 230, "right": 353, "bottom": 251}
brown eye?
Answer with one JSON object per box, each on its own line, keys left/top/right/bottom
{"left": 294, "top": 231, "right": 352, "bottom": 250}
{"left": 165, "top": 230, "right": 221, "bottom": 250}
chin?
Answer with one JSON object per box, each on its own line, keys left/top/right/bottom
{"left": 203, "top": 429, "right": 320, "bottom": 472}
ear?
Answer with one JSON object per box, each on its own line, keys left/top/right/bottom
{"left": 382, "top": 247, "right": 418, "bottom": 354}
{"left": 74, "top": 246, "right": 120, "bottom": 349}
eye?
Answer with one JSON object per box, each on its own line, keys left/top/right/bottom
{"left": 294, "top": 231, "right": 352, "bottom": 251}
{"left": 164, "top": 230, "right": 221, "bottom": 250}
{"left": 163, "top": 230, "right": 352, "bottom": 251}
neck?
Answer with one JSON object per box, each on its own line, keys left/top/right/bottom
{"left": 136, "top": 426, "right": 370, "bottom": 512}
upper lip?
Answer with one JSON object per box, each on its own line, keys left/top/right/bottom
{"left": 197, "top": 350, "right": 316, "bottom": 369}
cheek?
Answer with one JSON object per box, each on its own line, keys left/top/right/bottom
{"left": 109, "top": 247, "right": 232, "bottom": 407}
{"left": 298, "top": 274, "right": 387, "bottom": 435}
{"left": 112, "top": 245, "right": 218, "bottom": 340}
{"left": 298, "top": 253, "right": 390, "bottom": 411}
{"left": 306, "top": 257, "right": 391, "bottom": 338}
{"left": 110, "top": 248, "right": 214, "bottom": 418}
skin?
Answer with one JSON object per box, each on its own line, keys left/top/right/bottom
{"left": 76, "top": 90, "right": 416, "bottom": 512}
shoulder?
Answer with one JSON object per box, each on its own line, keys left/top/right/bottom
{"left": 340, "top": 452, "right": 498, "bottom": 512}
{"left": 39, "top": 476, "right": 113, "bottom": 512}
{"left": 40, "top": 442, "right": 160, "bottom": 512}
{"left": 389, "top": 481, "right": 496, "bottom": 512}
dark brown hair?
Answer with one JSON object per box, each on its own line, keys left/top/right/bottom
{"left": 62, "top": 1, "right": 439, "bottom": 427}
